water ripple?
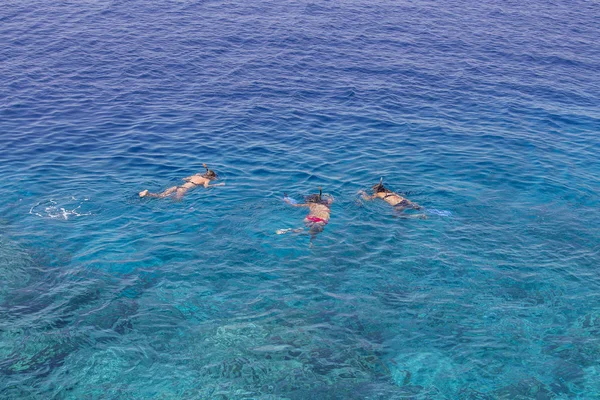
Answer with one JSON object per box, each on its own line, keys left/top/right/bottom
{"left": 1, "top": 0, "right": 600, "bottom": 397}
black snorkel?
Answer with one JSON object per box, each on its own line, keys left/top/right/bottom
{"left": 305, "top": 187, "right": 328, "bottom": 204}
{"left": 318, "top": 187, "right": 332, "bottom": 206}
{"left": 373, "top": 177, "right": 386, "bottom": 193}
{"left": 202, "top": 163, "right": 217, "bottom": 179}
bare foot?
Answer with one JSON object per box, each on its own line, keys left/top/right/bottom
{"left": 139, "top": 190, "right": 149, "bottom": 198}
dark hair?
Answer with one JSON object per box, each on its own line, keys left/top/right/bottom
{"left": 202, "top": 163, "right": 217, "bottom": 180}
{"left": 372, "top": 178, "right": 389, "bottom": 193}
{"left": 305, "top": 187, "right": 328, "bottom": 204}
{"left": 203, "top": 170, "right": 217, "bottom": 179}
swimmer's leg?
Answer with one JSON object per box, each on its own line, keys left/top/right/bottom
{"left": 399, "top": 214, "right": 428, "bottom": 219}
{"left": 393, "top": 206, "right": 427, "bottom": 219}
{"left": 276, "top": 227, "right": 305, "bottom": 235}
{"left": 140, "top": 186, "right": 178, "bottom": 198}
{"left": 393, "top": 205, "right": 406, "bottom": 214}
{"left": 174, "top": 187, "right": 189, "bottom": 200}
{"left": 309, "top": 231, "right": 319, "bottom": 247}
{"left": 276, "top": 222, "right": 326, "bottom": 239}
{"left": 308, "top": 223, "right": 325, "bottom": 235}
{"left": 307, "top": 222, "right": 326, "bottom": 247}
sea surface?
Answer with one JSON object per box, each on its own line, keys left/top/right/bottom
{"left": 1, "top": 0, "right": 600, "bottom": 398}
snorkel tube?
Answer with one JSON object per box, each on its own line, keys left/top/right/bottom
{"left": 293, "top": 187, "right": 333, "bottom": 205}
{"left": 373, "top": 177, "right": 386, "bottom": 193}
{"left": 202, "top": 163, "right": 217, "bottom": 179}
{"left": 317, "top": 187, "right": 334, "bottom": 205}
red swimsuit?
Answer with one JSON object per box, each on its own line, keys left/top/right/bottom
{"left": 306, "top": 216, "right": 327, "bottom": 224}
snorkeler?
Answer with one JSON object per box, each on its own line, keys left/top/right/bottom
{"left": 360, "top": 178, "right": 426, "bottom": 218}
{"left": 139, "top": 164, "right": 223, "bottom": 200}
{"left": 278, "top": 187, "right": 333, "bottom": 243}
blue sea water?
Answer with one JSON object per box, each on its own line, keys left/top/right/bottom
{"left": 1, "top": 0, "right": 600, "bottom": 398}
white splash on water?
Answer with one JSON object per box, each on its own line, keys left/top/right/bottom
{"left": 29, "top": 197, "right": 92, "bottom": 220}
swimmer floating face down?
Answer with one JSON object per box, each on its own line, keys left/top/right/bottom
{"left": 360, "top": 178, "right": 426, "bottom": 218}
{"left": 139, "top": 163, "right": 224, "bottom": 200}
{"left": 279, "top": 187, "right": 333, "bottom": 244}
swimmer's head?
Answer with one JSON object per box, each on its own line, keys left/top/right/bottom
{"left": 202, "top": 163, "right": 217, "bottom": 180}
{"left": 305, "top": 187, "right": 332, "bottom": 205}
{"left": 372, "top": 177, "right": 388, "bottom": 193}
{"left": 305, "top": 187, "right": 321, "bottom": 204}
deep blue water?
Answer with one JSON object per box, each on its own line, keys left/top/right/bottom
{"left": 1, "top": 0, "right": 600, "bottom": 398}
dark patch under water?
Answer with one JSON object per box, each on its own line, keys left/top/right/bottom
{"left": 1, "top": 0, "right": 600, "bottom": 397}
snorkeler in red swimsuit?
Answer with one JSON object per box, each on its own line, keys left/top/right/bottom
{"left": 279, "top": 187, "right": 333, "bottom": 244}
{"left": 305, "top": 215, "right": 328, "bottom": 224}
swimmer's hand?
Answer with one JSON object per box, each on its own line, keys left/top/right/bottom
{"left": 283, "top": 193, "right": 298, "bottom": 205}
{"left": 358, "top": 190, "right": 373, "bottom": 200}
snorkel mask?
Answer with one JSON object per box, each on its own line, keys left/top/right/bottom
{"left": 305, "top": 187, "right": 332, "bottom": 205}
{"left": 372, "top": 177, "right": 386, "bottom": 193}
{"left": 202, "top": 163, "right": 217, "bottom": 179}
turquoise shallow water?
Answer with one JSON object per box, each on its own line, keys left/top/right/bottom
{"left": 1, "top": 0, "right": 600, "bottom": 398}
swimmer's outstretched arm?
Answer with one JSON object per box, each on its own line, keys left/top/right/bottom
{"left": 205, "top": 182, "right": 225, "bottom": 188}
{"left": 283, "top": 193, "right": 308, "bottom": 207}
{"left": 287, "top": 202, "right": 309, "bottom": 207}
{"left": 359, "top": 190, "right": 376, "bottom": 200}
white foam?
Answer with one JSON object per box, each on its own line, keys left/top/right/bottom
{"left": 426, "top": 209, "right": 453, "bottom": 217}
{"left": 29, "top": 197, "right": 93, "bottom": 220}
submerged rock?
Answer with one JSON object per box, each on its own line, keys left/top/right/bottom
{"left": 492, "top": 377, "right": 554, "bottom": 399}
